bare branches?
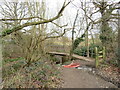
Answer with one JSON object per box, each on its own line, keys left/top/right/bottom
{"left": 80, "top": 1, "right": 119, "bottom": 25}
{"left": 39, "top": 29, "right": 67, "bottom": 42}
{"left": 0, "top": 16, "right": 68, "bottom": 29}
{"left": 0, "top": 17, "right": 39, "bottom": 21}
{"left": 58, "top": 1, "right": 71, "bottom": 15}
{"left": 0, "top": 1, "right": 70, "bottom": 38}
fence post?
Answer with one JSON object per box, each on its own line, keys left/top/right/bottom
{"left": 95, "top": 47, "right": 99, "bottom": 68}
{"left": 103, "top": 47, "right": 106, "bottom": 61}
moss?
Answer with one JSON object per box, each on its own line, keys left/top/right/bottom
{"left": 2, "top": 29, "right": 11, "bottom": 36}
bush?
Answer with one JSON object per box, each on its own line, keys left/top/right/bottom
{"left": 73, "top": 44, "right": 103, "bottom": 58}
{"left": 73, "top": 46, "right": 87, "bottom": 57}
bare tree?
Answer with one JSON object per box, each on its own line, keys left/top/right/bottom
{"left": 0, "top": 1, "right": 70, "bottom": 38}
{"left": 72, "top": 1, "right": 94, "bottom": 57}
{"left": 73, "top": 0, "right": 119, "bottom": 57}
{"left": 90, "top": 0, "right": 119, "bottom": 58}
{"left": 0, "top": 1, "right": 70, "bottom": 66}
{"left": 69, "top": 10, "right": 79, "bottom": 60}
{"left": 117, "top": 2, "right": 120, "bottom": 67}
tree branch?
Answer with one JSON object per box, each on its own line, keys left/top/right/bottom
{"left": 0, "top": 17, "right": 39, "bottom": 21}
{"left": 0, "top": 1, "right": 70, "bottom": 38}
{"left": 40, "top": 29, "right": 67, "bottom": 42}
{"left": 1, "top": 17, "right": 68, "bottom": 29}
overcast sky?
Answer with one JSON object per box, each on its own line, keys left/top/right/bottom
{"left": 0, "top": 0, "right": 119, "bottom": 38}
{"left": 0, "top": 0, "right": 81, "bottom": 38}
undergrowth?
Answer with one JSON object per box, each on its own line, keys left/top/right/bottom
{"left": 3, "top": 57, "right": 61, "bottom": 88}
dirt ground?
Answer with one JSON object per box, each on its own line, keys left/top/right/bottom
{"left": 60, "top": 60, "right": 117, "bottom": 88}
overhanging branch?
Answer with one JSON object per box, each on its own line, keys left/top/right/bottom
{"left": 0, "top": 1, "right": 70, "bottom": 38}
{"left": 40, "top": 29, "right": 67, "bottom": 42}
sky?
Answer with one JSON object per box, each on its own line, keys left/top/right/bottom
{"left": 0, "top": 0, "right": 119, "bottom": 38}
{"left": 0, "top": 0, "right": 80, "bottom": 38}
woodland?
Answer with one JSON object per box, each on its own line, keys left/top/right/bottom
{"left": 0, "top": 0, "right": 119, "bottom": 88}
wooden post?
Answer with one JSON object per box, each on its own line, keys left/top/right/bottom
{"left": 103, "top": 46, "right": 106, "bottom": 61}
{"left": 95, "top": 47, "right": 99, "bottom": 68}
{"left": 95, "top": 46, "right": 106, "bottom": 68}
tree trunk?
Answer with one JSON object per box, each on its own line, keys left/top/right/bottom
{"left": 99, "top": 2, "right": 114, "bottom": 57}
{"left": 69, "top": 10, "right": 79, "bottom": 60}
{"left": 117, "top": 8, "right": 120, "bottom": 67}
{"left": 86, "top": 29, "right": 89, "bottom": 57}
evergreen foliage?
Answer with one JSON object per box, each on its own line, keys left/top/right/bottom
{"left": 73, "top": 34, "right": 85, "bottom": 50}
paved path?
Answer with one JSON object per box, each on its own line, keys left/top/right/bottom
{"left": 60, "top": 60, "right": 117, "bottom": 88}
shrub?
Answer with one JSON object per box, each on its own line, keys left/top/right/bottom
{"left": 73, "top": 44, "right": 103, "bottom": 58}
{"left": 73, "top": 46, "right": 87, "bottom": 57}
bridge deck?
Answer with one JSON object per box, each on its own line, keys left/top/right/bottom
{"left": 48, "top": 52, "right": 95, "bottom": 62}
